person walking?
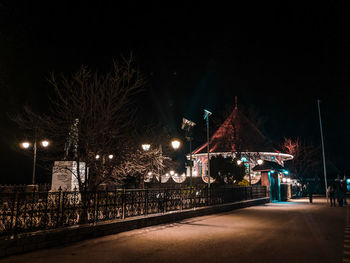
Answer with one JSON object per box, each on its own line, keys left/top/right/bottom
{"left": 342, "top": 181, "right": 348, "bottom": 205}
{"left": 335, "top": 181, "right": 340, "bottom": 207}
{"left": 338, "top": 182, "right": 345, "bottom": 207}
{"left": 328, "top": 184, "right": 335, "bottom": 207}
{"left": 307, "top": 182, "right": 313, "bottom": 203}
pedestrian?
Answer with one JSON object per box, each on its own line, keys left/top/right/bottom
{"left": 338, "top": 182, "right": 344, "bottom": 207}
{"left": 342, "top": 181, "right": 348, "bottom": 205}
{"left": 307, "top": 182, "right": 313, "bottom": 203}
{"left": 335, "top": 181, "right": 340, "bottom": 206}
{"left": 328, "top": 184, "right": 335, "bottom": 207}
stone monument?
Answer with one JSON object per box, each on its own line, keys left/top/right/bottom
{"left": 51, "top": 118, "right": 86, "bottom": 191}
{"left": 51, "top": 161, "right": 86, "bottom": 191}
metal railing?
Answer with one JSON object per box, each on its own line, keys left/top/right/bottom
{"left": 0, "top": 186, "right": 266, "bottom": 237}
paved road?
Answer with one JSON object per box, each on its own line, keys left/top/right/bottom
{"left": 1, "top": 197, "right": 347, "bottom": 263}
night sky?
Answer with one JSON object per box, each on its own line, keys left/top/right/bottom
{"left": 1, "top": 1, "right": 350, "bottom": 184}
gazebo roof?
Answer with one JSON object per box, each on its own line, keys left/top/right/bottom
{"left": 193, "top": 105, "right": 277, "bottom": 154}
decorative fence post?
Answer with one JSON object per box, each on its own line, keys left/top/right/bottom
{"left": 206, "top": 186, "right": 209, "bottom": 206}
{"left": 145, "top": 189, "right": 148, "bottom": 216}
{"left": 29, "top": 187, "right": 36, "bottom": 230}
{"left": 56, "top": 187, "right": 62, "bottom": 228}
{"left": 9, "top": 191, "right": 17, "bottom": 234}
{"left": 122, "top": 188, "right": 126, "bottom": 219}
{"left": 95, "top": 191, "right": 100, "bottom": 222}
{"left": 164, "top": 189, "right": 168, "bottom": 213}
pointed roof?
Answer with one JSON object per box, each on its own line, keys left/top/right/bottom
{"left": 193, "top": 106, "right": 276, "bottom": 154}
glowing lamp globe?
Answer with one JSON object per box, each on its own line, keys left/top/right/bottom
{"left": 257, "top": 159, "right": 263, "bottom": 165}
{"left": 171, "top": 140, "right": 181, "bottom": 150}
{"left": 21, "top": 142, "right": 30, "bottom": 149}
{"left": 41, "top": 140, "right": 49, "bottom": 147}
{"left": 142, "top": 144, "right": 151, "bottom": 151}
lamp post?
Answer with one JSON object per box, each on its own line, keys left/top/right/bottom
{"left": 21, "top": 139, "right": 50, "bottom": 185}
{"left": 181, "top": 118, "right": 196, "bottom": 190}
{"left": 158, "top": 144, "right": 163, "bottom": 189}
{"left": 317, "top": 100, "right": 328, "bottom": 198}
{"left": 204, "top": 109, "right": 212, "bottom": 188}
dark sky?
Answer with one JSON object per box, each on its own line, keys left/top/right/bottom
{"left": 1, "top": 1, "right": 350, "bottom": 184}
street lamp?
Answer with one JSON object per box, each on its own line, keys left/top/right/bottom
{"left": 141, "top": 140, "right": 182, "bottom": 188}
{"left": 20, "top": 139, "right": 50, "bottom": 185}
{"left": 204, "top": 109, "right": 212, "bottom": 188}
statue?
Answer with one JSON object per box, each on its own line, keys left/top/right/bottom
{"left": 64, "top": 118, "right": 79, "bottom": 160}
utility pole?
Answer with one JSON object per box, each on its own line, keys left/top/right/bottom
{"left": 204, "top": 109, "right": 212, "bottom": 188}
{"left": 182, "top": 118, "right": 196, "bottom": 190}
{"left": 158, "top": 144, "right": 163, "bottom": 190}
{"left": 317, "top": 100, "right": 328, "bottom": 198}
{"left": 32, "top": 138, "right": 37, "bottom": 185}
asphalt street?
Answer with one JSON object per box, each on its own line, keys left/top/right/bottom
{"left": 1, "top": 197, "right": 347, "bottom": 263}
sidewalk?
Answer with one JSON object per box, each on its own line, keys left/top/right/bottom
{"left": 0, "top": 196, "right": 345, "bottom": 263}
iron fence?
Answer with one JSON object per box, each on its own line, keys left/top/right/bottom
{"left": 0, "top": 186, "right": 266, "bottom": 237}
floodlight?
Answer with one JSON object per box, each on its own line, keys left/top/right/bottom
{"left": 181, "top": 118, "right": 196, "bottom": 131}
{"left": 203, "top": 109, "right": 212, "bottom": 119}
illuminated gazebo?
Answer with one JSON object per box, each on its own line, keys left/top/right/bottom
{"left": 188, "top": 102, "right": 293, "bottom": 199}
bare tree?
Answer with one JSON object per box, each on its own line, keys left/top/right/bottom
{"left": 14, "top": 55, "right": 151, "bottom": 191}
{"left": 281, "top": 137, "right": 320, "bottom": 183}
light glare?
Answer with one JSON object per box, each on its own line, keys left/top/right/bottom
{"left": 41, "top": 140, "right": 49, "bottom": 147}
{"left": 171, "top": 140, "right": 181, "bottom": 149}
{"left": 21, "top": 142, "right": 30, "bottom": 149}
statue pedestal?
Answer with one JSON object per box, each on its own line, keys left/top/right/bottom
{"left": 51, "top": 161, "right": 86, "bottom": 191}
